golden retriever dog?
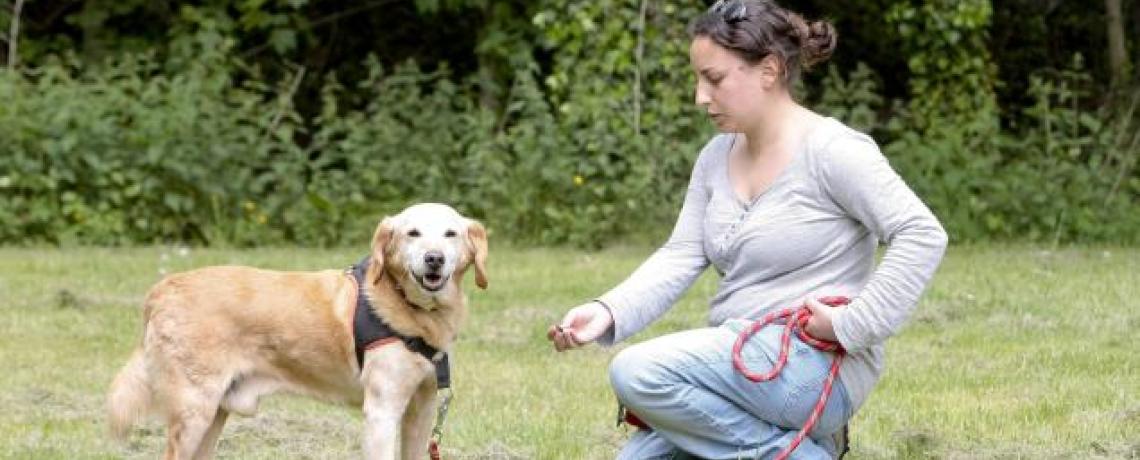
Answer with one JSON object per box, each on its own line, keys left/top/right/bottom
{"left": 107, "top": 203, "right": 487, "bottom": 460}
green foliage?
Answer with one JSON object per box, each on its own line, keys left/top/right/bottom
{"left": 0, "top": 0, "right": 1136, "bottom": 247}
{"left": 0, "top": 27, "right": 303, "bottom": 246}
{"left": 888, "top": 0, "right": 999, "bottom": 130}
{"left": 992, "top": 56, "right": 1140, "bottom": 243}
{"left": 884, "top": 0, "right": 1004, "bottom": 242}
{"left": 295, "top": 59, "right": 499, "bottom": 246}
{"left": 528, "top": 0, "right": 714, "bottom": 246}
{"left": 813, "top": 62, "right": 886, "bottom": 135}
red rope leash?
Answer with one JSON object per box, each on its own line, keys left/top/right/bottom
{"left": 732, "top": 296, "right": 849, "bottom": 460}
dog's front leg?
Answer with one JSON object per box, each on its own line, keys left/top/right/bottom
{"left": 401, "top": 380, "right": 438, "bottom": 460}
{"left": 361, "top": 349, "right": 424, "bottom": 460}
{"left": 362, "top": 379, "right": 407, "bottom": 460}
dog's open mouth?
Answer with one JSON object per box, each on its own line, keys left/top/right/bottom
{"left": 416, "top": 272, "right": 449, "bottom": 292}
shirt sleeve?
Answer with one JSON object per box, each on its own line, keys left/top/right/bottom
{"left": 820, "top": 133, "right": 949, "bottom": 353}
{"left": 593, "top": 137, "right": 720, "bottom": 346}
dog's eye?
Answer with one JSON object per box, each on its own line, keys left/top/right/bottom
{"left": 407, "top": 229, "right": 421, "bottom": 238}
{"left": 444, "top": 230, "right": 457, "bottom": 238}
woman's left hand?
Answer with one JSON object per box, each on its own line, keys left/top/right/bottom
{"left": 802, "top": 296, "right": 842, "bottom": 342}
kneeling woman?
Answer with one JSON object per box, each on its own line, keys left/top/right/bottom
{"left": 547, "top": 1, "right": 948, "bottom": 459}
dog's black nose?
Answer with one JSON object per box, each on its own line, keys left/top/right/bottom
{"left": 424, "top": 251, "right": 445, "bottom": 270}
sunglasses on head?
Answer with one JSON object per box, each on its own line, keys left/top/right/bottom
{"left": 710, "top": 0, "right": 747, "bottom": 23}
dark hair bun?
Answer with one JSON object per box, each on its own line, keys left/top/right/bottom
{"left": 801, "top": 19, "right": 836, "bottom": 68}
{"left": 689, "top": 1, "right": 838, "bottom": 83}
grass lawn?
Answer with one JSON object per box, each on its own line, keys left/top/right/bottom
{"left": 0, "top": 245, "right": 1137, "bottom": 459}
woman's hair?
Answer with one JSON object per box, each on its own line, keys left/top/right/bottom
{"left": 689, "top": 0, "right": 837, "bottom": 84}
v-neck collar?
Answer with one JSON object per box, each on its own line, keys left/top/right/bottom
{"left": 723, "top": 118, "right": 829, "bottom": 209}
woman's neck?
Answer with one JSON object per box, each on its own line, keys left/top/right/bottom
{"left": 742, "top": 95, "right": 809, "bottom": 159}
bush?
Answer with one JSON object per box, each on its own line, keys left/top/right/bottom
{"left": 0, "top": 0, "right": 1135, "bottom": 247}
{"left": 0, "top": 28, "right": 302, "bottom": 246}
{"left": 992, "top": 57, "right": 1140, "bottom": 243}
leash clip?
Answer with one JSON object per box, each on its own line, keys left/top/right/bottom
{"left": 431, "top": 387, "right": 453, "bottom": 440}
{"left": 429, "top": 388, "right": 453, "bottom": 460}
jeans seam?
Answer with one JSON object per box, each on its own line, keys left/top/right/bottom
{"left": 780, "top": 373, "right": 823, "bottom": 429}
{"left": 672, "top": 384, "right": 753, "bottom": 446}
{"left": 669, "top": 347, "right": 835, "bottom": 430}
{"left": 664, "top": 358, "right": 806, "bottom": 447}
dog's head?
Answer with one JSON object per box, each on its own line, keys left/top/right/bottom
{"left": 368, "top": 203, "right": 487, "bottom": 308}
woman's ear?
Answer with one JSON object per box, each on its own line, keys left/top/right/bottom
{"left": 757, "top": 54, "right": 783, "bottom": 88}
{"left": 465, "top": 219, "right": 489, "bottom": 289}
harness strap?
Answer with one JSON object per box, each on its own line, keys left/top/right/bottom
{"left": 348, "top": 257, "right": 450, "bottom": 389}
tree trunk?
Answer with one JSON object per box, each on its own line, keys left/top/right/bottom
{"left": 1134, "top": 0, "right": 1140, "bottom": 82}
{"left": 1106, "top": 0, "right": 1130, "bottom": 87}
{"left": 7, "top": 0, "right": 24, "bottom": 69}
{"left": 78, "top": 0, "right": 109, "bottom": 61}
{"left": 475, "top": 1, "right": 502, "bottom": 114}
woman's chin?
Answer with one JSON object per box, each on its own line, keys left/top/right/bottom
{"left": 711, "top": 118, "right": 736, "bottom": 132}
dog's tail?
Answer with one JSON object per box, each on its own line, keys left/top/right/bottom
{"left": 107, "top": 348, "right": 151, "bottom": 441}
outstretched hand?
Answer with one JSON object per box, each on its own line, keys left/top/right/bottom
{"left": 547, "top": 301, "right": 614, "bottom": 352}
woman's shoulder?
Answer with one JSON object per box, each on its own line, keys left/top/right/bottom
{"left": 812, "top": 117, "right": 879, "bottom": 153}
{"left": 699, "top": 133, "right": 735, "bottom": 158}
{"left": 808, "top": 117, "right": 885, "bottom": 169}
{"left": 692, "top": 133, "right": 735, "bottom": 173}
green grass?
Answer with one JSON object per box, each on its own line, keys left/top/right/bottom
{"left": 0, "top": 245, "right": 1137, "bottom": 459}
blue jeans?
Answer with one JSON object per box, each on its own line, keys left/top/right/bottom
{"left": 610, "top": 320, "right": 852, "bottom": 460}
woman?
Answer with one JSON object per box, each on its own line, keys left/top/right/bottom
{"left": 546, "top": 0, "right": 948, "bottom": 458}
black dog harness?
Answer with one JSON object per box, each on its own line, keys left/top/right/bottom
{"left": 349, "top": 257, "right": 450, "bottom": 389}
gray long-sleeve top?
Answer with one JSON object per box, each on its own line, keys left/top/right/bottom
{"left": 596, "top": 118, "right": 948, "bottom": 410}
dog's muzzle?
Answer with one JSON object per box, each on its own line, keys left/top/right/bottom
{"left": 417, "top": 251, "right": 449, "bottom": 291}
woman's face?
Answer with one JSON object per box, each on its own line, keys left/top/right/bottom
{"left": 689, "top": 36, "right": 781, "bottom": 133}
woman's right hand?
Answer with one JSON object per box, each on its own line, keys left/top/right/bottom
{"left": 547, "top": 301, "right": 614, "bottom": 352}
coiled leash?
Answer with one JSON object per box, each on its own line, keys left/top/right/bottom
{"left": 732, "top": 295, "right": 849, "bottom": 460}
{"left": 618, "top": 297, "right": 850, "bottom": 459}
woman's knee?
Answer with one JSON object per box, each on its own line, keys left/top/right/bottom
{"left": 609, "top": 344, "right": 666, "bottom": 404}
{"left": 610, "top": 329, "right": 725, "bottom": 404}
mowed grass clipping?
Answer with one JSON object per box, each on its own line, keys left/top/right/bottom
{"left": 0, "top": 245, "right": 1137, "bottom": 459}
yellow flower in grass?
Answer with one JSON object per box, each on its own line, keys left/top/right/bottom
{"left": 573, "top": 175, "right": 585, "bottom": 186}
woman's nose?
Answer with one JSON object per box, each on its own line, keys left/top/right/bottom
{"left": 694, "top": 83, "right": 711, "bottom": 106}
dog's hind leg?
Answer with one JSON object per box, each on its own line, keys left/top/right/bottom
{"left": 191, "top": 408, "right": 229, "bottom": 460}
{"left": 163, "top": 406, "right": 218, "bottom": 460}
{"left": 159, "top": 377, "right": 227, "bottom": 460}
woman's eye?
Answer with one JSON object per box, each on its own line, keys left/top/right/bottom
{"left": 408, "top": 229, "right": 421, "bottom": 237}
{"left": 444, "top": 230, "right": 457, "bottom": 238}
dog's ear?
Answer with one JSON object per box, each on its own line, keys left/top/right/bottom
{"left": 466, "top": 219, "right": 488, "bottom": 289}
{"left": 370, "top": 217, "right": 394, "bottom": 280}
